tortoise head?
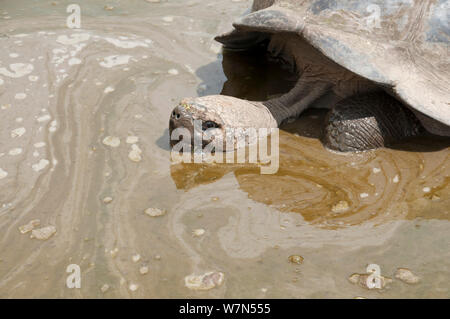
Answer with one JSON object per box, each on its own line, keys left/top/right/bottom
{"left": 169, "top": 95, "right": 277, "bottom": 152}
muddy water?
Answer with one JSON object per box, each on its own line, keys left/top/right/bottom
{"left": 0, "top": 0, "right": 449, "bottom": 298}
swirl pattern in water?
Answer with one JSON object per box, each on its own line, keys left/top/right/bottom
{"left": 0, "top": 0, "right": 449, "bottom": 298}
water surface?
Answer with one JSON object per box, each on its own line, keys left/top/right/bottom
{"left": 0, "top": 0, "right": 449, "bottom": 298}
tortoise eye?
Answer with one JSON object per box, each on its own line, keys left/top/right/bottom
{"left": 202, "top": 121, "right": 220, "bottom": 131}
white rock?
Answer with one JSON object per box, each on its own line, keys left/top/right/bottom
{"left": 0, "top": 63, "right": 34, "bottom": 78}
{"left": 8, "top": 148, "right": 22, "bottom": 156}
{"left": 128, "top": 144, "right": 142, "bottom": 162}
{"left": 30, "top": 225, "right": 56, "bottom": 240}
{"left": 68, "top": 57, "right": 82, "bottom": 65}
{"left": 15, "top": 93, "right": 26, "bottom": 100}
{"left": 11, "top": 127, "right": 26, "bottom": 138}
{"left": 394, "top": 268, "right": 420, "bottom": 284}
{"left": 139, "top": 266, "right": 149, "bottom": 275}
{"left": 144, "top": 207, "right": 166, "bottom": 217}
{"left": 185, "top": 271, "right": 224, "bottom": 290}
{"left": 162, "top": 16, "right": 174, "bottom": 22}
{"left": 32, "top": 159, "right": 50, "bottom": 172}
{"left": 100, "top": 284, "right": 110, "bottom": 293}
{"left": 348, "top": 273, "right": 392, "bottom": 290}
{"left": 132, "top": 254, "right": 141, "bottom": 263}
{"left": 102, "top": 136, "right": 120, "bottom": 147}
{"left": 37, "top": 114, "right": 51, "bottom": 122}
{"left": 110, "top": 248, "right": 119, "bottom": 258}
{"left": 104, "top": 38, "right": 149, "bottom": 49}
{"left": 19, "top": 219, "right": 40, "bottom": 234}
{"left": 126, "top": 136, "right": 139, "bottom": 144}
{"left": 34, "top": 142, "right": 46, "bottom": 148}
{"left": 56, "top": 33, "right": 90, "bottom": 45}
{"left": 129, "top": 283, "right": 139, "bottom": 291}
{"left": 0, "top": 168, "right": 8, "bottom": 179}
{"left": 49, "top": 120, "right": 58, "bottom": 132}
{"left": 104, "top": 86, "right": 114, "bottom": 93}
{"left": 192, "top": 228, "right": 205, "bottom": 237}
{"left": 99, "top": 55, "right": 132, "bottom": 68}
{"left": 331, "top": 200, "right": 349, "bottom": 213}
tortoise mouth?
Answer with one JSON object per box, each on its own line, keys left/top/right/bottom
{"left": 169, "top": 104, "right": 226, "bottom": 151}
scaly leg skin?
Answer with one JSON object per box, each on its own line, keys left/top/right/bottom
{"left": 262, "top": 77, "right": 332, "bottom": 125}
{"left": 322, "top": 92, "right": 424, "bottom": 152}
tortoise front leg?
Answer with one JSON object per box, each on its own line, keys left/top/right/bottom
{"left": 263, "top": 77, "right": 332, "bottom": 125}
{"left": 322, "top": 92, "right": 424, "bottom": 152}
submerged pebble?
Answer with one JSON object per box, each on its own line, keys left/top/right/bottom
{"left": 32, "top": 159, "right": 50, "bottom": 172}
{"left": 139, "top": 266, "right": 149, "bottom": 275}
{"left": 30, "top": 225, "right": 57, "bottom": 240}
{"left": 192, "top": 228, "right": 206, "bottom": 237}
{"left": 103, "top": 196, "right": 113, "bottom": 204}
{"left": 0, "top": 168, "right": 8, "bottom": 179}
{"left": 109, "top": 248, "right": 119, "bottom": 258}
{"left": 331, "top": 200, "right": 349, "bottom": 213}
{"left": 184, "top": 271, "right": 224, "bottom": 290}
{"left": 162, "top": 16, "right": 174, "bottom": 23}
{"left": 128, "top": 144, "right": 142, "bottom": 162}
{"left": 100, "top": 284, "right": 110, "bottom": 293}
{"left": 11, "top": 127, "right": 26, "bottom": 138}
{"left": 348, "top": 273, "right": 392, "bottom": 290}
{"left": 132, "top": 254, "right": 141, "bottom": 263}
{"left": 144, "top": 207, "right": 166, "bottom": 217}
{"left": 126, "top": 136, "right": 139, "bottom": 144}
{"left": 102, "top": 136, "right": 120, "bottom": 147}
{"left": 19, "top": 219, "right": 41, "bottom": 234}
{"left": 104, "top": 86, "right": 114, "bottom": 93}
{"left": 394, "top": 268, "right": 420, "bottom": 284}
{"left": 288, "top": 255, "right": 304, "bottom": 265}
{"left": 129, "top": 283, "right": 139, "bottom": 292}
{"left": 9, "top": 148, "right": 23, "bottom": 156}
{"left": 431, "top": 194, "right": 440, "bottom": 201}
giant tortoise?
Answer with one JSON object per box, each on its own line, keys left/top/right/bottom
{"left": 169, "top": 0, "right": 450, "bottom": 152}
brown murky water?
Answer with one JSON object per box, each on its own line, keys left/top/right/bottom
{"left": 0, "top": 0, "right": 449, "bottom": 298}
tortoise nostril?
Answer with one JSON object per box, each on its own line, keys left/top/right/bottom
{"left": 172, "top": 111, "right": 176, "bottom": 118}
{"left": 176, "top": 113, "right": 181, "bottom": 119}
